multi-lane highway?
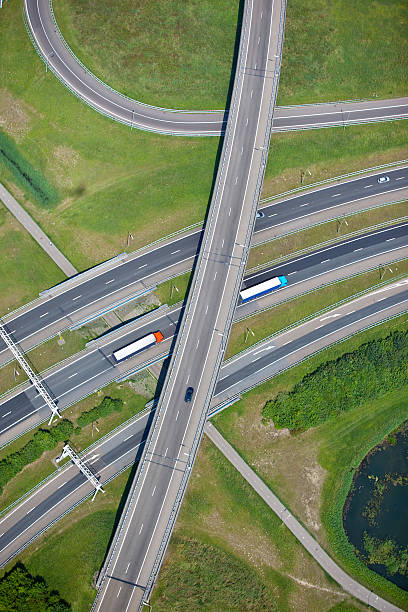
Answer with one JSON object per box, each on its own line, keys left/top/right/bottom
{"left": 1, "top": 220, "right": 407, "bottom": 445}
{"left": 0, "top": 280, "right": 406, "bottom": 572}
{"left": 1, "top": 167, "right": 407, "bottom": 362}
{"left": 24, "top": 1, "right": 408, "bottom": 135}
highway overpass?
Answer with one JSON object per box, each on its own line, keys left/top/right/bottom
{"left": 0, "top": 220, "right": 407, "bottom": 445}
{"left": 0, "top": 280, "right": 406, "bottom": 571}
{"left": 24, "top": 0, "right": 408, "bottom": 135}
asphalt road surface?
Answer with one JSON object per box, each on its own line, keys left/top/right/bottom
{"left": 1, "top": 167, "right": 406, "bottom": 360}
{"left": 92, "top": 1, "right": 287, "bottom": 609}
{"left": 0, "top": 281, "right": 406, "bottom": 577}
{"left": 24, "top": 0, "right": 408, "bottom": 135}
{"left": 1, "top": 220, "right": 407, "bottom": 444}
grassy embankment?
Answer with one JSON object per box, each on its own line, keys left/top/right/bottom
{"left": 56, "top": 0, "right": 407, "bottom": 108}
{"left": 0, "top": 377, "right": 154, "bottom": 513}
{"left": 4, "top": 439, "right": 369, "bottom": 612}
{"left": 214, "top": 316, "right": 408, "bottom": 609}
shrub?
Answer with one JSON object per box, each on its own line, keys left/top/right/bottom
{"left": 77, "top": 397, "right": 124, "bottom": 428}
{"left": 263, "top": 330, "right": 408, "bottom": 430}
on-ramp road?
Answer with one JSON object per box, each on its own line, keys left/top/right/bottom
{"left": 25, "top": 0, "right": 408, "bottom": 135}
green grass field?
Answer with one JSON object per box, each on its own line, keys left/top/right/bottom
{"left": 53, "top": 0, "right": 239, "bottom": 110}
{"left": 54, "top": 0, "right": 407, "bottom": 109}
{"left": 0, "top": 204, "right": 65, "bottom": 313}
{"left": 7, "top": 440, "right": 367, "bottom": 612}
{"left": 214, "top": 316, "right": 408, "bottom": 609}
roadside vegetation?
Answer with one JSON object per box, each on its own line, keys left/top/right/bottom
{"left": 214, "top": 316, "right": 408, "bottom": 609}
{"left": 0, "top": 379, "right": 153, "bottom": 513}
{"left": 0, "top": 562, "right": 70, "bottom": 611}
{"left": 0, "top": 130, "right": 58, "bottom": 207}
{"left": 263, "top": 329, "right": 408, "bottom": 429}
{"left": 4, "top": 440, "right": 368, "bottom": 612}
{"left": 55, "top": 0, "right": 407, "bottom": 108}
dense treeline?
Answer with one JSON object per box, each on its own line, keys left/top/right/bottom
{"left": 0, "top": 420, "right": 73, "bottom": 494}
{"left": 263, "top": 330, "right": 408, "bottom": 430}
{"left": 0, "top": 131, "right": 58, "bottom": 207}
{"left": 77, "top": 396, "right": 123, "bottom": 427}
{"left": 0, "top": 562, "right": 70, "bottom": 611}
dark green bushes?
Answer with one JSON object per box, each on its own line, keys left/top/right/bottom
{"left": 0, "top": 562, "right": 70, "bottom": 611}
{"left": 0, "top": 130, "right": 58, "bottom": 207}
{"left": 0, "top": 420, "right": 73, "bottom": 494}
{"left": 77, "top": 396, "right": 123, "bottom": 428}
{"left": 263, "top": 330, "right": 408, "bottom": 430}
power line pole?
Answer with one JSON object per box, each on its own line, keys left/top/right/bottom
{"left": 336, "top": 216, "right": 349, "bottom": 234}
{"left": 245, "top": 327, "right": 255, "bottom": 343}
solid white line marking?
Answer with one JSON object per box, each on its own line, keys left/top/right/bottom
{"left": 250, "top": 90, "right": 253, "bottom": 98}
{"left": 105, "top": 279, "right": 115, "bottom": 284}
{"left": 196, "top": 339, "right": 200, "bottom": 348}
{"left": 245, "top": 117, "right": 248, "bottom": 126}
{"left": 395, "top": 177, "right": 405, "bottom": 180}
{"left": 57, "top": 482, "right": 65, "bottom": 489}
{"left": 152, "top": 486, "right": 156, "bottom": 496}
{"left": 331, "top": 193, "right": 341, "bottom": 197}
{"left": 321, "top": 259, "right": 330, "bottom": 263}
{"left": 288, "top": 271, "right": 297, "bottom": 275}
{"left": 214, "top": 272, "right": 217, "bottom": 281}
{"left": 253, "top": 344, "right": 274, "bottom": 355}
{"left": 300, "top": 203, "right": 308, "bottom": 207}
{"left": 175, "top": 410, "right": 179, "bottom": 421}
{"left": 26, "top": 507, "right": 34, "bottom": 514}
{"left": 205, "top": 304, "right": 209, "bottom": 314}
{"left": 354, "top": 248, "right": 363, "bottom": 251}
{"left": 68, "top": 373, "right": 78, "bottom": 379}
{"left": 72, "top": 295, "right": 82, "bottom": 301}
{"left": 164, "top": 448, "right": 168, "bottom": 457}
{"left": 2, "top": 411, "right": 11, "bottom": 418}
{"left": 126, "top": 563, "right": 130, "bottom": 573}
{"left": 268, "top": 213, "right": 277, "bottom": 217}
{"left": 138, "top": 264, "right": 147, "bottom": 269}
{"left": 228, "top": 207, "right": 232, "bottom": 216}
{"left": 39, "top": 312, "right": 48, "bottom": 318}
{"left": 170, "top": 250, "right": 181, "bottom": 255}
{"left": 235, "top": 176, "right": 238, "bottom": 184}
{"left": 386, "top": 238, "right": 395, "bottom": 241}
{"left": 139, "top": 524, "right": 144, "bottom": 535}
{"left": 117, "top": 587, "right": 122, "bottom": 598}
{"left": 364, "top": 184, "right": 373, "bottom": 188}
{"left": 123, "top": 434, "right": 132, "bottom": 441}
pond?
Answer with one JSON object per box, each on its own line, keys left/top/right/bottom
{"left": 343, "top": 420, "right": 408, "bottom": 590}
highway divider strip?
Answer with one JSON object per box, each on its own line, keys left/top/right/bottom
{"left": 249, "top": 213, "right": 408, "bottom": 273}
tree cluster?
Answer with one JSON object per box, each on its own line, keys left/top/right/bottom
{"left": 0, "top": 562, "right": 70, "bottom": 611}
{"left": 0, "top": 420, "right": 73, "bottom": 494}
{"left": 77, "top": 396, "right": 123, "bottom": 427}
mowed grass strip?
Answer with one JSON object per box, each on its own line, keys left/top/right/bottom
{"left": 249, "top": 201, "right": 408, "bottom": 270}
{"left": 214, "top": 316, "right": 408, "bottom": 609}
{"left": 263, "top": 121, "right": 408, "bottom": 198}
{"left": 53, "top": 0, "right": 239, "bottom": 110}
{"left": 225, "top": 260, "right": 408, "bottom": 359}
{"left": 0, "top": 205, "right": 65, "bottom": 314}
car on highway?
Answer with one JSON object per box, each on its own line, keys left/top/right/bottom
{"left": 184, "top": 387, "right": 194, "bottom": 403}
{"left": 377, "top": 176, "right": 390, "bottom": 184}
{"left": 256, "top": 210, "right": 265, "bottom": 218}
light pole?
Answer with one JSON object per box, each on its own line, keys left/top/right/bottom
{"left": 131, "top": 109, "right": 135, "bottom": 130}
